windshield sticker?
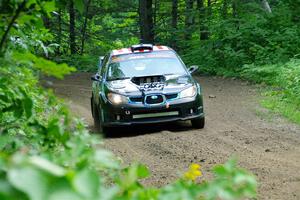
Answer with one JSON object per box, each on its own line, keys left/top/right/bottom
{"left": 111, "top": 52, "right": 176, "bottom": 63}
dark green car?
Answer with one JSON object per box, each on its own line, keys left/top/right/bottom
{"left": 91, "top": 44, "right": 205, "bottom": 133}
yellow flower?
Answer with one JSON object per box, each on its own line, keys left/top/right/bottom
{"left": 184, "top": 163, "right": 202, "bottom": 181}
{"left": 190, "top": 163, "right": 201, "bottom": 171}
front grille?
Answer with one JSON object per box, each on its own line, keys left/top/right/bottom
{"left": 145, "top": 95, "right": 164, "bottom": 104}
{"left": 129, "top": 96, "right": 143, "bottom": 103}
{"left": 165, "top": 93, "right": 178, "bottom": 100}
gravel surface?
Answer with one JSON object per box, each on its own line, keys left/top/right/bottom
{"left": 48, "top": 72, "right": 300, "bottom": 200}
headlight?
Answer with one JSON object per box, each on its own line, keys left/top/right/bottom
{"left": 179, "top": 85, "right": 197, "bottom": 98}
{"left": 107, "top": 93, "right": 128, "bottom": 104}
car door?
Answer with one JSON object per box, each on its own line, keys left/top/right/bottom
{"left": 93, "top": 54, "right": 109, "bottom": 106}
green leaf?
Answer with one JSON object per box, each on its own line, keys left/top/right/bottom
{"left": 42, "top": 1, "right": 56, "bottom": 15}
{"left": 47, "top": 180, "right": 82, "bottom": 200}
{"left": 136, "top": 164, "right": 150, "bottom": 179}
{"left": 12, "top": 52, "right": 76, "bottom": 79}
{"left": 74, "top": 0, "right": 84, "bottom": 14}
{"left": 23, "top": 96, "right": 33, "bottom": 119}
{"left": 47, "top": 118, "right": 62, "bottom": 138}
{"left": 72, "top": 169, "right": 100, "bottom": 198}
{"left": 233, "top": 172, "right": 257, "bottom": 185}
{"left": 94, "top": 150, "right": 119, "bottom": 169}
{"left": 26, "top": 0, "right": 38, "bottom": 8}
{"left": 17, "top": 14, "right": 37, "bottom": 26}
{"left": 0, "top": 135, "right": 14, "bottom": 150}
{"left": 8, "top": 167, "right": 49, "bottom": 200}
{"left": 29, "top": 156, "right": 66, "bottom": 177}
{"left": 213, "top": 165, "right": 228, "bottom": 176}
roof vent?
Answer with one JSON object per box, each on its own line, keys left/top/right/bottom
{"left": 131, "top": 44, "right": 153, "bottom": 53}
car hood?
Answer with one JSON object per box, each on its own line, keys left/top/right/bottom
{"left": 106, "top": 74, "right": 194, "bottom": 96}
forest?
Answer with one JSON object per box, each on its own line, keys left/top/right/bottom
{"left": 0, "top": 0, "right": 299, "bottom": 199}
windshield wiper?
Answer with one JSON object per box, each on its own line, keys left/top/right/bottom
{"left": 164, "top": 73, "right": 179, "bottom": 76}
{"left": 107, "top": 77, "right": 130, "bottom": 81}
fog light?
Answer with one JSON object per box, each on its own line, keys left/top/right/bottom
{"left": 125, "top": 110, "right": 130, "bottom": 115}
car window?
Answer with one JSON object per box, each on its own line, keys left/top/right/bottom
{"left": 99, "top": 54, "right": 109, "bottom": 75}
{"left": 107, "top": 51, "right": 187, "bottom": 80}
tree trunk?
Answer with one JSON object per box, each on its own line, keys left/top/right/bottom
{"left": 184, "top": 0, "right": 194, "bottom": 40}
{"left": 172, "top": 0, "right": 178, "bottom": 30}
{"left": 69, "top": 0, "right": 76, "bottom": 54}
{"left": 222, "top": 0, "right": 228, "bottom": 18}
{"left": 56, "top": 9, "right": 62, "bottom": 55}
{"left": 232, "top": 0, "right": 237, "bottom": 18}
{"left": 207, "top": 0, "right": 212, "bottom": 16}
{"left": 197, "top": 0, "right": 208, "bottom": 40}
{"left": 139, "top": 0, "right": 154, "bottom": 44}
{"left": 153, "top": 0, "right": 159, "bottom": 30}
{"left": 171, "top": 0, "right": 178, "bottom": 49}
{"left": 42, "top": 15, "right": 51, "bottom": 29}
{"left": 232, "top": 0, "right": 239, "bottom": 30}
{"left": 261, "top": 0, "right": 272, "bottom": 13}
{"left": 80, "top": 0, "right": 92, "bottom": 55}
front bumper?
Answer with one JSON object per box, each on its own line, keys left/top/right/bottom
{"left": 100, "top": 95, "right": 204, "bottom": 127}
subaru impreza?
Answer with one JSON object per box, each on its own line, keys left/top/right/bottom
{"left": 91, "top": 44, "right": 205, "bottom": 133}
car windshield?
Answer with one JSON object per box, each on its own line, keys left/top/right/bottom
{"left": 107, "top": 51, "right": 187, "bottom": 80}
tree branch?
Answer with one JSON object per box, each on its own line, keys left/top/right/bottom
{"left": 0, "top": 0, "right": 27, "bottom": 55}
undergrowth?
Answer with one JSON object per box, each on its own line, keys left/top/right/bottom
{"left": 241, "top": 59, "right": 300, "bottom": 125}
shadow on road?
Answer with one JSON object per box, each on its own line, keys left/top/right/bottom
{"left": 89, "top": 121, "right": 194, "bottom": 138}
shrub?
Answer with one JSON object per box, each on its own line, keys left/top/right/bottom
{"left": 241, "top": 59, "right": 300, "bottom": 124}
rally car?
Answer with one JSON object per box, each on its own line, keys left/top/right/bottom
{"left": 91, "top": 44, "right": 205, "bottom": 133}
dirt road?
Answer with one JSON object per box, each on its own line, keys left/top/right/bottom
{"left": 49, "top": 72, "right": 300, "bottom": 200}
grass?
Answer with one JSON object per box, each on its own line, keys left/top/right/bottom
{"left": 254, "top": 107, "right": 275, "bottom": 122}
{"left": 261, "top": 93, "right": 300, "bottom": 125}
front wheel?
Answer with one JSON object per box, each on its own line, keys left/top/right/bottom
{"left": 191, "top": 117, "right": 205, "bottom": 129}
{"left": 92, "top": 102, "right": 108, "bottom": 134}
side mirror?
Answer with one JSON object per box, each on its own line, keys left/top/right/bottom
{"left": 91, "top": 74, "right": 101, "bottom": 81}
{"left": 98, "top": 56, "right": 105, "bottom": 68}
{"left": 188, "top": 65, "right": 199, "bottom": 74}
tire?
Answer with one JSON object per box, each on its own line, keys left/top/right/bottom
{"left": 91, "top": 97, "right": 94, "bottom": 118}
{"left": 92, "top": 101, "right": 108, "bottom": 134}
{"left": 191, "top": 117, "right": 205, "bottom": 129}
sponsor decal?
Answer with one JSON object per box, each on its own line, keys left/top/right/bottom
{"left": 139, "top": 82, "right": 164, "bottom": 91}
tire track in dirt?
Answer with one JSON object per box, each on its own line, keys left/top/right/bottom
{"left": 48, "top": 72, "right": 300, "bottom": 200}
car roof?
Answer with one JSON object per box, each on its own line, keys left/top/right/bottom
{"left": 111, "top": 45, "right": 171, "bottom": 56}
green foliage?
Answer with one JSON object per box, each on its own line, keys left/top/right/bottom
{"left": 261, "top": 95, "right": 300, "bottom": 124}
{"left": 242, "top": 59, "right": 300, "bottom": 124}
{"left": 13, "top": 52, "right": 76, "bottom": 79}
{"left": 54, "top": 54, "right": 98, "bottom": 72}
{"left": 47, "top": 0, "right": 139, "bottom": 56}
{"left": 180, "top": 2, "right": 300, "bottom": 74}
{"left": 203, "top": 159, "right": 257, "bottom": 200}
{"left": 0, "top": 56, "right": 75, "bottom": 152}
{"left": 0, "top": 151, "right": 257, "bottom": 200}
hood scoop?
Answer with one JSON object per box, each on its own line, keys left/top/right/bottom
{"left": 131, "top": 75, "right": 165, "bottom": 92}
